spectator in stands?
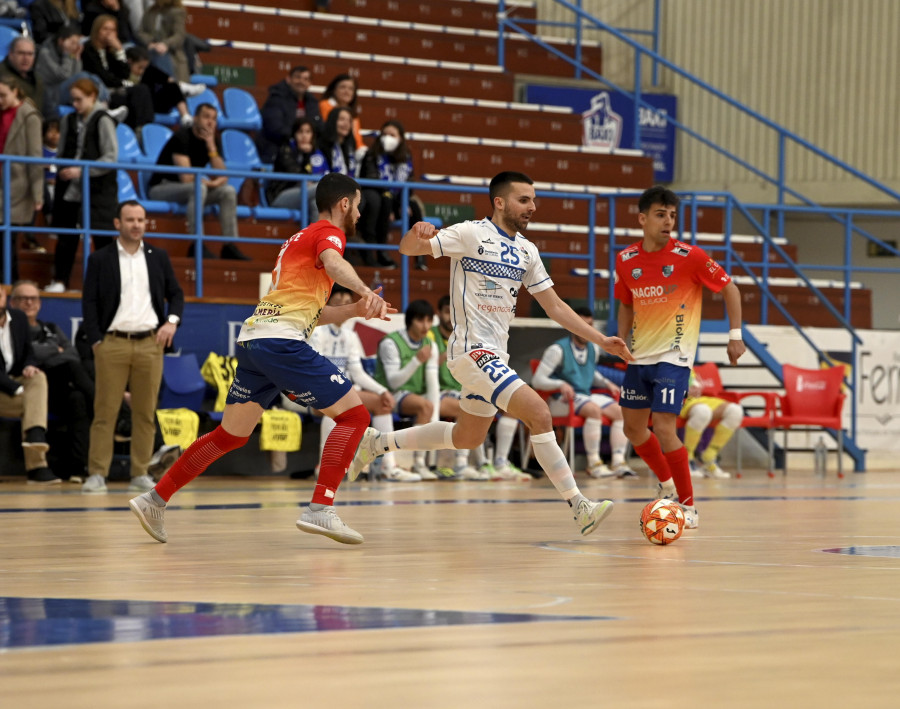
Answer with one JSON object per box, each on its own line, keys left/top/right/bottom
{"left": 126, "top": 45, "right": 201, "bottom": 128}
{"left": 81, "top": 0, "right": 136, "bottom": 46}
{"left": 358, "top": 120, "right": 427, "bottom": 270}
{"left": 137, "top": 0, "right": 189, "bottom": 83}
{"left": 45, "top": 78, "right": 118, "bottom": 293}
{"left": 318, "top": 105, "right": 357, "bottom": 177}
{"left": 35, "top": 23, "right": 83, "bottom": 121}
{"left": 374, "top": 298, "right": 456, "bottom": 479}
{"left": 0, "top": 285, "right": 58, "bottom": 484}
{"left": 0, "top": 76, "right": 43, "bottom": 283}
{"left": 9, "top": 280, "right": 94, "bottom": 481}
{"left": 300, "top": 286, "right": 420, "bottom": 482}
{"left": 319, "top": 73, "right": 365, "bottom": 152}
{"left": 41, "top": 118, "right": 58, "bottom": 227}
{"left": 530, "top": 305, "right": 635, "bottom": 478}
{"left": 266, "top": 117, "right": 327, "bottom": 223}
{"left": 28, "top": 0, "right": 81, "bottom": 46}
{"left": 82, "top": 14, "right": 154, "bottom": 131}
{"left": 0, "top": 37, "right": 40, "bottom": 105}
{"left": 80, "top": 200, "right": 184, "bottom": 493}
{"left": 679, "top": 366, "right": 743, "bottom": 479}
{"left": 257, "top": 65, "right": 322, "bottom": 164}
{"left": 147, "top": 102, "right": 249, "bottom": 260}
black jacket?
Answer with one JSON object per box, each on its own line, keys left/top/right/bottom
{"left": 0, "top": 308, "right": 38, "bottom": 396}
{"left": 256, "top": 80, "right": 322, "bottom": 164}
{"left": 81, "top": 241, "right": 185, "bottom": 347}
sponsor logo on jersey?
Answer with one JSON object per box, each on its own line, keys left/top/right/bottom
{"left": 481, "top": 238, "right": 495, "bottom": 244}
{"left": 468, "top": 349, "right": 499, "bottom": 369}
{"left": 621, "top": 387, "right": 648, "bottom": 403}
{"left": 509, "top": 287, "right": 519, "bottom": 297}
{"left": 326, "top": 235, "right": 343, "bottom": 250}
{"left": 672, "top": 312, "right": 685, "bottom": 350}
{"left": 621, "top": 249, "right": 640, "bottom": 262}
{"left": 632, "top": 268, "right": 643, "bottom": 279}
{"left": 285, "top": 389, "right": 315, "bottom": 405}
{"left": 633, "top": 285, "right": 677, "bottom": 298}
{"left": 662, "top": 265, "right": 674, "bottom": 277}
{"left": 673, "top": 245, "right": 691, "bottom": 257}
{"left": 706, "top": 258, "right": 721, "bottom": 274}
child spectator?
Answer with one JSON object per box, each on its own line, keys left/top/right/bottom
{"left": 266, "top": 117, "right": 327, "bottom": 223}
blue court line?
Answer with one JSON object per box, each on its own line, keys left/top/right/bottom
{"left": 0, "top": 597, "right": 618, "bottom": 650}
{"left": 0, "top": 494, "right": 893, "bottom": 515}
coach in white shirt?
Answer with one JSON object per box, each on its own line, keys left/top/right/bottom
{"left": 79, "top": 200, "right": 184, "bottom": 494}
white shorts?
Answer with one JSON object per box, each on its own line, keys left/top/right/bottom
{"left": 547, "top": 392, "right": 615, "bottom": 418}
{"left": 446, "top": 349, "right": 525, "bottom": 418}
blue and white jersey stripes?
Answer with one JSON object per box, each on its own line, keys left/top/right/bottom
{"left": 431, "top": 218, "right": 553, "bottom": 359}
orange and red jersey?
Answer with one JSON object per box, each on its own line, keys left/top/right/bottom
{"left": 238, "top": 220, "right": 346, "bottom": 342}
{"left": 614, "top": 239, "right": 731, "bottom": 368}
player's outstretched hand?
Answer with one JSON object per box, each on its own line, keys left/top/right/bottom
{"left": 599, "top": 335, "right": 635, "bottom": 362}
{"left": 357, "top": 289, "right": 397, "bottom": 321}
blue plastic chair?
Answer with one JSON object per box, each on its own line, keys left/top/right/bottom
{"left": 220, "top": 129, "right": 287, "bottom": 219}
{"left": 153, "top": 108, "right": 180, "bottom": 126}
{"left": 186, "top": 88, "right": 223, "bottom": 118}
{"left": 0, "top": 26, "right": 19, "bottom": 59}
{"left": 117, "top": 170, "right": 139, "bottom": 201}
{"left": 221, "top": 88, "right": 262, "bottom": 131}
{"left": 116, "top": 123, "right": 143, "bottom": 163}
{"left": 140, "top": 123, "right": 173, "bottom": 164}
{"left": 158, "top": 354, "right": 207, "bottom": 411}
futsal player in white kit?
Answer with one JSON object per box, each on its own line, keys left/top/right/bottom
{"left": 349, "top": 171, "right": 634, "bottom": 535}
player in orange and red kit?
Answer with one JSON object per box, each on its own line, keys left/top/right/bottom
{"left": 614, "top": 185, "right": 745, "bottom": 529}
{"left": 128, "top": 173, "right": 396, "bottom": 545}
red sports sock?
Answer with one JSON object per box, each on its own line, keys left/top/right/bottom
{"left": 664, "top": 446, "right": 694, "bottom": 507}
{"left": 633, "top": 433, "right": 672, "bottom": 483}
{"left": 154, "top": 426, "right": 249, "bottom": 502}
{"left": 314, "top": 404, "right": 369, "bottom": 505}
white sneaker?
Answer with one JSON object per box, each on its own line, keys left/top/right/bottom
{"left": 179, "top": 81, "right": 207, "bottom": 97}
{"left": 129, "top": 492, "right": 167, "bottom": 543}
{"left": 613, "top": 462, "right": 638, "bottom": 478}
{"left": 412, "top": 463, "right": 438, "bottom": 480}
{"left": 656, "top": 479, "right": 678, "bottom": 501}
{"left": 128, "top": 474, "right": 156, "bottom": 492}
{"left": 572, "top": 498, "right": 615, "bottom": 536}
{"left": 492, "top": 461, "right": 531, "bottom": 481}
{"left": 702, "top": 461, "right": 732, "bottom": 479}
{"left": 81, "top": 474, "right": 108, "bottom": 493}
{"left": 43, "top": 281, "right": 65, "bottom": 293}
{"left": 680, "top": 504, "right": 699, "bottom": 529}
{"left": 455, "top": 464, "right": 490, "bottom": 480}
{"left": 108, "top": 106, "right": 129, "bottom": 123}
{"left": 148, "top": 444, "right": 182, "bottom": 477}
{"left": 381, "top": 466, "right": 422, "bottom": 482}
{"left": 347, "top": 427, "right": 383, "bottom": 481}
{"left": 689, "top": 460, "right": 704, "bottom": 478}
{"left": 587, "top": 461, "right": 615, "bottom": 478}
{"left": 296, "top": 505, "right": 363, "bottom": 544}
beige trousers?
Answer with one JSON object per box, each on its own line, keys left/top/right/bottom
{"left": 88, "top": 335, "right": 164, "bottom": 478}
{"left": 0, "top": 371, "right": 49, "bottom": 470}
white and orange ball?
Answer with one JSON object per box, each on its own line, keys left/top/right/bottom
{"left": 639, "top": 499, "right": 685, "bottom": 545}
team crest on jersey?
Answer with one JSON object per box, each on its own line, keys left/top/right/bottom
{"left": 621, "top": 249, "right": 640, "bottom": 262}
{"left": 662, "top": 264, "right": 674, "bottom": 277}
{"left": 631, "top": 268, "right": 643, "bottom": 279}
{"left": 509, "top": 287, "right": 519, "bottom": 297}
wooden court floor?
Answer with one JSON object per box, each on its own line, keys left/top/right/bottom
{"left": 2, "top": 468, "right": 900, "bottom": 709}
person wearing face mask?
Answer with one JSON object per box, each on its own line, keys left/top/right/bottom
{"left": 357, "top": 120, "right": 426, "bottom": 269}
{"left": 266, "top": 118, "right": 328, "bottom": 224}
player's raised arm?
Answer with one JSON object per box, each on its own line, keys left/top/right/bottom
{"left": 532, "top": 287, "right": 634, "bottom": 362}
{"left": 399, "top": 221, "right": 438, "bottom": 256}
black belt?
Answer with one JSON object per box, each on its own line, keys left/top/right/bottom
{"left": 108, "top": 330, "right": 155, "bottom": 340}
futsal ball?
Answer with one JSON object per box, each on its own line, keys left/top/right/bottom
{"left": 639, "top": 499, "right": 685, "bottom": 545}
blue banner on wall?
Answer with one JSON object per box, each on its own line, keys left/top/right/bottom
{"left": 525, "top": 85, "right": 677, "bottom": 182}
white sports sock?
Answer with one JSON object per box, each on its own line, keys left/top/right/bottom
{"left": 493, "top": 416, "right": 518, "bottom": 465}
{"left": 530, "top": 430, "right": 579, "bottom": 500}
{"left": 583, "top": 418, "right": 602, "bottom": 466}
{"left": 454, "top": 449, "right": 468, "bottom": 468}
{"left": 471, "top": 443, "right": 487, "bottom": 467}
{"left": 371, "top": 413, "right": 396, "bottom": 468}
{"left": 385, "top": 421, "right": 456, "bottom": 452}
{"left": 609, "top": 419, "right": 627, "bottom": 466}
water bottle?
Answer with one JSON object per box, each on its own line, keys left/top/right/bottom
{"left": 370, "top": 269, "right": 382, "bottom": 295}
{"left": 813, "top": 436, "right": 827, "bottom": 476}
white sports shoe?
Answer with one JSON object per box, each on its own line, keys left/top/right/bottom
{"left": 178, "top": 81, "right": 207, "bottom": 97}
{"left": 411, "top": 463, "right": 438, "bottom": 480}
{"left": 572, "top": 498, "right": 615, "bottom": 536}
{"left": 492, "top": 461, "right": 531, "bottom": 481}
{"left": 296, "top": 506, "right": 363, "bottom": 544}
{"left": 129, "top": 492, "right": 167, "bottom": 543}
{"left": 81, "top": 474, "right": 108, "bottom": 493}
{"left": 587, "top": 462, "right": 615, "bottom": 478}
{"left": 347, "top": 427, "right": 383, "bottom": 481}
{"left": 43, "top": 281, "right": 65, "bottom": 293}
{"left": 128, "top": 474, "right": 156, "bottom": 492}
{"left": 455, "top": 464, "right": 490, "bottom": 480}
{"left": 381, "top": 466, "right": 422, "bottom": 482}
{"left": 689, "top": 460, "right": 704, "bottom": 479}
{"left": 656, "top": 479, "right": 678, "bottom": 501}
{"left": 680, "top": 504, "right": 699, "bottom": 529}
{"left": 702, "top": 461, "right": 732, "bottom": 479}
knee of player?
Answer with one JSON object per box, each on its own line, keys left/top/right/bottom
{"left": 721, "top": 402, "right": 744, "bottom": 428}
{"left": 523, "top": 407, "right": 553, "bottom": 434}
{"left": 687, "top": 403, "right": 713, "bottom": 429}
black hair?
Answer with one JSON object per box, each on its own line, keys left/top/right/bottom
{"left": 54, "top": 22, "right": 81, "bottom": 43}
{"left": 572, "top": 305, "right": 594, "bottom": 319}
{"left": 405, "top": 299, "right": 435, "bottom": 329}
{"left": 437, "top": 294, "right": 451, "bottom": 310}
{"left": 315, "top": 172, "right": 360, "bottom": 213}
{"left": 329, "top": 284, "right": 352, "bottom": 301}
{"left": 369, "top": 119, "right": 411, "bottom": 165}
{"left": 116, "top": 200, "right": 146, "bottom": 218}
{"left": 126, "top": 45, "right": 150, "bottom": 63}
{"left": 193, "top": 102, "right": 217, "bottom": 118}
{"left": 638, "top": 185, "right": 679, "bottom": 213}
{"left": 489, "top": 171, "right": 533, "bottom": 203}
{"left": 319, "top": 106, "right": 355, "bottom": 171}
{"left": 290, "top": 117, "right": 319, "bottom": 149}
{"left": 42, "top": 118, "right": 59, "bottom": 135}
{"left": 321, "top": 73, "right": 358, "bottom": 113}
{"left": 290, "top": 65, "right": 310, "bottom": 76}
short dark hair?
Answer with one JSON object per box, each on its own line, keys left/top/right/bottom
{"left": 572, "top": 305, "right": 593, "bottom": 319}
{"left": 290, "top": 65, "right": 309, "bottom": 76}
{"left": 54, "top": 22, "right": 81, "bottom": 43}
{"left": 329, "top": 284, "right": 352, "bottom": 302}
{"left": 315, "top": 172, "right": 360, "bottom": 213}
{"left": 193, "top": 102, "right": 217, "bottom": 118}
{"left": 116, "top": 200, "right": 145, "bottom": 218}
{"left": 126, "top": 45, "right": 150, "bottom": 63}
{"left": 42, "top": 118, "right": 59, "bottom": 135}
{"left": 405, "top": 299, "right": 435, "bottom": 329}
{"left": 437, "top": 294, "right": 451, "bottom": 310}
{"left": 489, "top": 171, "right": 533, "bottom": 203}
{"left": 638, "top": 185, "right": 679, "bottom": 213}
